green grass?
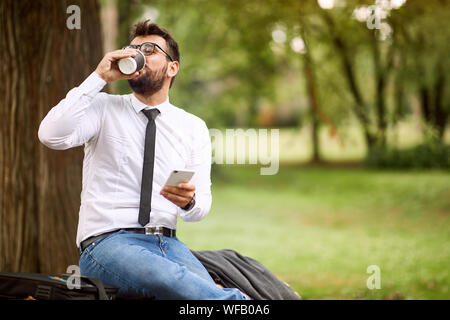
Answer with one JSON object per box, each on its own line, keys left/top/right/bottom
{"left": 177, "top": 165, "right": 450, "bottom": 299}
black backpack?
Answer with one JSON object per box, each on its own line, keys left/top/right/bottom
{"left": 0, "top": 272, "right": 118, "bottom": 300}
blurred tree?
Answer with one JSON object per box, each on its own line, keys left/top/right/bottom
{"left": 110, "top": 0, "right": 449, "bottom": 159}
{"left": 219, "top": 0, "right": 278, "bottom": 127}
{"left": 302, "top": 31, "right": 322, "bottom": 162}
{"left": 0, "top": 0, "right": 103, "bottom": 272}
{"left": 117, "top": 0, "right": 142, "bottom": 48}
{"left": 100, "top": 0, "right": 119, "bottom": 93}
{"left": 318, "top": 0, "right": 450, "bottom": 148}
{"left": 278, "top": 0, "right": 346, "bottom": 161}
{"left": 123, "top": 0, "right": 280, "bottom": 128}
{"left": 320, "top": 8, "right": 382, "bottom": 149}
{"left": 392, "top": 0, "right": 450, "bottom": 141}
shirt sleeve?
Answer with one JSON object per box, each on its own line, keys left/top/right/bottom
{"left": 38, "top": 72, "right": 107, "bottom": 150}
{"left": 178, "top": 119, "right": 212, "bottom": 222}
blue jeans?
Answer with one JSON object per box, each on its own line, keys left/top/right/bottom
{"left": 79, "top": 230, "right": 245, "bottom": 300}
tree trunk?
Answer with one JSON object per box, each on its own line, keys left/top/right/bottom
{"left": 302, "top": 42, "right": 321, "bottom": 163}
{"left": 419, "top": 86, "right": 432, "bottom": 125}
{"left": 0, "top": 0, "right": 103, "bottom": 273}
{"left": 433, "top": 72, "right": 447, "bottom": 140}
{"left": 371, "top": 36, "right": 388, "bottom": 146}
{"left": 419, "top": 74, "right": 448, "bottom": 141}
{"left": 100, "top": 0, "right": 119, "bottom": 93}
{"left": 321, "top": 12, "right": 377, "bottom": 150}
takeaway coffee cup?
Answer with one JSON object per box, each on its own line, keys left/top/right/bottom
{"left": 118, "top": 50, "right": 146, "bottom": 75}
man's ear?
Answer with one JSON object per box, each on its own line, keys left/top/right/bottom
{"left": 167, "top": 61, "right": 179, "bottom": 78}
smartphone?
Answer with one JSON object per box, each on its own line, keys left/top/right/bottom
{"left": 164, "top": 169, "right": 195, "bottom": 187}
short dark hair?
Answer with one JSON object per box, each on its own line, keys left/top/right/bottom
{"left": 130, "top": 20, "right": 180, "bottom": 88}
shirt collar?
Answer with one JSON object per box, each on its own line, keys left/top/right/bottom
{"left": 129, "top": 94, "right": 171, "bottom": 114}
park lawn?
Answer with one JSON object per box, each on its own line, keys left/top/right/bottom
{"left": 177, "top": 165, "right": 450, "bottom": 300}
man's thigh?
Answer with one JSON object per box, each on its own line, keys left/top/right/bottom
{"left": 79, "top": 230, "right": 179, "bottom": 298}
{"left": 163, "top": 236, "right": 216, "bottom": 284}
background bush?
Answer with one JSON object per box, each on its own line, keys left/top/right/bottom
{"left": 364, "top": 141, "right": 450, "bottom": 169}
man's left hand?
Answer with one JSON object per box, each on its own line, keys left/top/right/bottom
{"left": 160, "top": 183, "right": 195, "bottom": 208}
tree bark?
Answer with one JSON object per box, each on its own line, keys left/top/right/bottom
{"left": 370, "top": 34, "right": 388, "bottom": 146}
{"left": 433, "top": 68, "right": 447, "bottom": 140}
{"left": 321, "top": 12, "right": 377, "bottom": 149}
{"left": 419, "top": 74, "right": 448, "bottom": 141}
{"left": 0, "top": 0, "right": 103, "bottom": 273}
{"left": 100, "top": 0, "right": 119, "bottom": 93}
{"left": 301, "top": 35, "right": 321, "bottom": 163}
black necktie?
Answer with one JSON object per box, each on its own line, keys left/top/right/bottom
{"left": 138, "top": 108, "right": 160, "bottom": 226}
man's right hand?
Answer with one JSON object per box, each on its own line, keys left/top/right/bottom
{"left": 95, "top": 49, "right": 141, "bottom": 82}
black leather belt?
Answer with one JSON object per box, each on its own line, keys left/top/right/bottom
{"left": 79, "top": 227, "right": 177, "bottom": 253}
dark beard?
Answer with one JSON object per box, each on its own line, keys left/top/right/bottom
{"left": 128, "top": 64, "right": 167, "bottom": 96}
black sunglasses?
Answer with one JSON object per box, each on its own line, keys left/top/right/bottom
{"left": 123, "top": 42, "right": 174, "bottom": 61}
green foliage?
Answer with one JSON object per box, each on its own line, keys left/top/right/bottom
{"left": 134, "top": 0, "right": 280, "bottom": 128}
{"left": 110, "top": 0, "right": 450, "bottom": 157}
{"left": 364, "top": 141, "right": 450, "bottom": 169}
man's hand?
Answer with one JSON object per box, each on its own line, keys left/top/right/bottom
{"left": 95, "top": 49, "right": 141, "bottom": 82}
{"left": 160, "top": 183, "right": 195, "bottom": 208}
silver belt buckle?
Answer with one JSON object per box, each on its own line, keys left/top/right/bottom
{"left": 145, "top": 227, "right": 163, "bottom": 235}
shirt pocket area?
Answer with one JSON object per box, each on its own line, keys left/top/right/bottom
{"left": 103, "top": 134, "right": 129, "bottom": 169}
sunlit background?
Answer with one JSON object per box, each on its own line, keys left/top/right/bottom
{"left": 1, "top": 0, "right": 449, "bottom": 300}
{"left": 102, "top": 0, "right": 450, "bottom": 300}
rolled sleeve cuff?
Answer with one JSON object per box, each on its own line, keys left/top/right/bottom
{"left": 80, "top": 72, "right": 107, "bottom": 97}
{"left": 178, "top": 194, "right": 211, "bottom": 222}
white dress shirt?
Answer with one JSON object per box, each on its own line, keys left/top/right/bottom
{"left": 38, "top": 72, "right": 212, "bottom": 247}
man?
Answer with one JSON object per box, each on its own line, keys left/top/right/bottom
{"left": 38, "top": 20, "right": 246, "bottom": 300}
